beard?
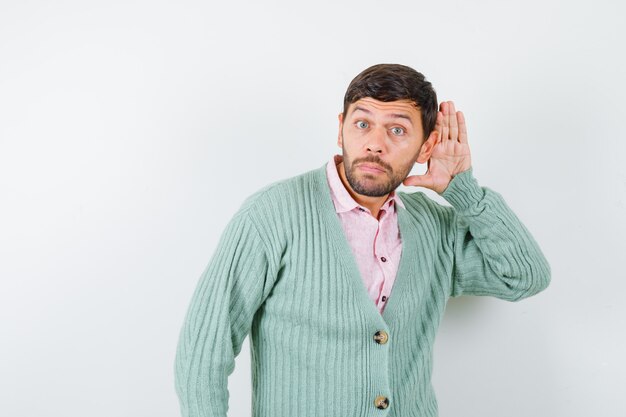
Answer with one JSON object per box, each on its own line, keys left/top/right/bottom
{"left": 341, "top": 133, "right": 418, "bottom": 198}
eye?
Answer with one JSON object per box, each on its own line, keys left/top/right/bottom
{"left": 356, "top": 120, "right": 369, "bottom": 129}
{"left": 391, "top": 127, "right": 405, "bottom": 135}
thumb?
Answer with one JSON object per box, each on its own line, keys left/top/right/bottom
{"left": 403, "top": 172, "right": 432, "bottom": 187}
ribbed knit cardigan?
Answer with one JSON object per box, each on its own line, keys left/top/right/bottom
{"left": 174, "top": 163, "right": 551, "bottom": 417}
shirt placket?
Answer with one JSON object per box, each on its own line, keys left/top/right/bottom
{"left": 374, "top": 206, "right": 393, "bottom": 311}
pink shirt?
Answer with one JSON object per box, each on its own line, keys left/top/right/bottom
{"left": 326, "top": 154, "right": 404, "bottom": 314}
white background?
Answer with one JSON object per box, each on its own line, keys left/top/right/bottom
{"left": 1, "top": 0, "right": 625, "bottom": 416}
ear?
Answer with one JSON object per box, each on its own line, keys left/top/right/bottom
{"left": 416, "top": 130, "right": 438, "bottom": 163}
{"left": 337, "top": 112, "right": 344, "bottom": 148}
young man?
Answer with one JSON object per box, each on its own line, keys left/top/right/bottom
{"left": 174, "top": 64, "right": 551, "bottom": 417}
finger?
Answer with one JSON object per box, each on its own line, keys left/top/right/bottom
{"left": 435, "top": 111, "right": 443, "bottom": 142}
{"left": 441, "top": 102, "right": 449, "bottom": 139}
{"left": 457, "top": 111, "right": 468, "bottom": 143}
{"left": 448, "top": 101, "right": 458, "bottom": 141}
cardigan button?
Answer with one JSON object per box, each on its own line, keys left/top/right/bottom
{"left": 373, "top": 330, "right": 388, "bottom": 344}
{"left": 374, "top": 395, "right": 389, "bottom": 409}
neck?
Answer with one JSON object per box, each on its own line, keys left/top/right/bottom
{"left": 337, "top": 161, "right": 389, "bottom": 219}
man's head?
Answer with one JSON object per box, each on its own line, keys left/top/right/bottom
{"left": 337, "top": 63, "right": 438, "bottom": 198}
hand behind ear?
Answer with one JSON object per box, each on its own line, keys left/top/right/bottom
{"left": 403, "top": 101, "right": 472, "bottom": 194}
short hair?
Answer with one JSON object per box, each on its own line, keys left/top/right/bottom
{"left": 342, "top": 63, "right": 438, "bottom": 139}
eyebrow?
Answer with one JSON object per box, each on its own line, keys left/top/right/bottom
{"left": 351, "top": 106, "right": 413, "bottom": 125}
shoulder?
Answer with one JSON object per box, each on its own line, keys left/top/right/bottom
{"left": 397, "top": 188, "right": 454, "bottom": 217}
{"left": 227, "top": 165, "right": 324, "bottom": 256}
{"left": 397, "top": 189, "right": 457, "bottom": 246}
{"left": 397, "top": 188, "right": 459, "bottom": 232}
{"left": 231, "top": 165, "right": 326, "bottom": 239}
{"left": 238, "top": 165, "right": 323, "bottom": 213}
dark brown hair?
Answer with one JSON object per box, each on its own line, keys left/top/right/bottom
{"left": 342, "top": 63, "right": 438, "bottom": 139}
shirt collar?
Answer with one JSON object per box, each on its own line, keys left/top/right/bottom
{"left": 325, "top": 154, "right": 405, "bottom": 214}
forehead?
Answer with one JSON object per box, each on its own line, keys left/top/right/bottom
{"left": 347, "top": 97, "right": 421, "bottom": 119}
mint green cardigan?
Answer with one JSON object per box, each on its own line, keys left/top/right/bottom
{"left": 174, "top": 163, "right": 551, "bottom": 417}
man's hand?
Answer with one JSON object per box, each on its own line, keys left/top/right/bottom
{"left": 403, "top": 101, "right": 472, "bottom": 194}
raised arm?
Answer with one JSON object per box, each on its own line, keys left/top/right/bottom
{"left": 441, "top": 167, "right": 551, "bottom": 300}
{"left": 404, "top": 100, "right": 550, "bottom": 300}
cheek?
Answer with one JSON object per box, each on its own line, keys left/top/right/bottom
{"left": 341, "top": 132, "right": 365, "bottom": 151}
{"left": 395, "top": 149, "right": 420, "bottom": 171}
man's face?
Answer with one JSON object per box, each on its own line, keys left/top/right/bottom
{"left": 337, "top": 97, "right": 430, "bottom": 197}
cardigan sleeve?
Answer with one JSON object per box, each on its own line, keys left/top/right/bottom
{"left": 440, "top": 167, "right": 551, "bottom": 301}
{"left": 174, "top": 209, "right": 275, "bottom": 417}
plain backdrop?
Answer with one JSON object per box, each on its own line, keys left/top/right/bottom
{"left": 1, "top": 0, "right": 625, "bottom": 416}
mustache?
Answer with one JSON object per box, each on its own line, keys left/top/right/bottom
{"left": 352, "top": 156, "right": 392, "bottom": 173}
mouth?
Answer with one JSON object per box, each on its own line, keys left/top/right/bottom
{"left": 358, "top": 163, "right": 387, "bottom": 174}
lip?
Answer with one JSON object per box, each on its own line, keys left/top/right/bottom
{"left": 358, "top": 163, "right": 386, "bottom": 174}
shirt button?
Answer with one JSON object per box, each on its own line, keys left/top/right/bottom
{"left": 381, "top": 295, "right": 387, "bottom": 302}
{"left": 380, "top": 256, "right": 387, "bottom": 262}
{"left": 374, "top": 395, "right": 389, "bottom": 409}
{"left": 358, "top": 207, "right": 366, "bottom": 212}
{"left": 373, "top": 330, "right": 388, "bottom": 344}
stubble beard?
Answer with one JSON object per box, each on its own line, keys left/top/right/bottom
{"left": 341, "top": 132, "right": 418, "bottom": 198}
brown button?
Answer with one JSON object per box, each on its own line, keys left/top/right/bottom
{"left": 381, "top": 295, "right": 387, "bottom": 302}
{"left": 380, "top": 256, "right": 387, "bottom": 262}
{"left": 373, "top": 330, "right": 388, "bottom": 344}
{"left": 374, "top": 395, "right": 389, "bottom": 409}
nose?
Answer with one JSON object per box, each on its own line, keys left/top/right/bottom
{"left": 365, "top": 126, "right": 386, "bottom": 154}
